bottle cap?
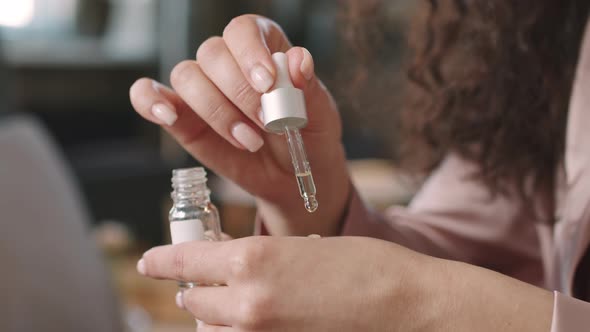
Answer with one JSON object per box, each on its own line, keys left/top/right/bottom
{"left": 260, "top": 52, "right": 308, "bottom": 133}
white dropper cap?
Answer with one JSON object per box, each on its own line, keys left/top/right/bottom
{"left": 260, "top": 52, "right": 308, "bottom": 133}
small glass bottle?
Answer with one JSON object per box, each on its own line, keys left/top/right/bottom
{"left": 169, "top": 167, "right": 222, "bottom": 290}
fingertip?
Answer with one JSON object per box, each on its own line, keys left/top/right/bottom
{"left": 137, "top": 258, "right": 146, "bottom": 275}
{"left": 285, "top": 47, "right": 315, "bottom": 89}
{"left": 300, "top": 47, "right": 315, "bottom": 81}
{"left": 220, "top": 232, "right": 234, "bottom": 241}
{"left": 150, "top": 79, "right": 167, "bottom": 93}
{"left": 175, "top": 291, "right": 186, "bottom": 310}
{"left": 223, "top": 15, "right": 278, "bottom": 93}
{"left": 129, "top": 78, "right": 178, "bottom": 126}
{"left": 129, "top": 77, "right": 152, "bottom": 103}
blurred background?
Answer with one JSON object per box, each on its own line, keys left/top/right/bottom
{"left": 0, "top": 0, "right": 417, "bottom": 331}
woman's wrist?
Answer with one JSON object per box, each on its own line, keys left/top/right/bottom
{"left": 382, "top": 250, "right": 450, "bottom": 331}
{"left": 421, "top": 259, "right": 554, "bottom": 332}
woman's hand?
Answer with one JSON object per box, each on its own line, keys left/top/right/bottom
{"left": 138, "top": 236, "right": 555, "bottom": 332}
{"left": 129, "top": 15, "right": 350, "bottom": 236}
{"left": 137, "top": 236, "right": 436, "bottom": 331}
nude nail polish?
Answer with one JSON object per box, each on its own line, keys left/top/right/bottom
{"left": 300, "top": 48, "right": 314, "bottom": 81}
{"left": 232, "top": 122, "right": 264, "bottom": 152}
{"left": 136, "top": 259, "right": 146, "bottom": 275}
{"left": 251, "top": 65, "right": 274, "bottom": 93}
{"left": 152, "top": 103, "right": 177, "bottom": 126}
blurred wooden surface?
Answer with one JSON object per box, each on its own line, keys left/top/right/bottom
{"left": 110, "top": 254, "right": 195, "bottom": 330}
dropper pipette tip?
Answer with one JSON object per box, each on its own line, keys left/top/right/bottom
{"left": 304, "top": 195, "right": 318, "bottom": 213}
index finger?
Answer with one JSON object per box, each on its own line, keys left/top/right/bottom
{"left": 139, "top": 241, "right": 230, "bottom": 285}
{"left": 223, "top": 15, "right": 291, "bottom": 93}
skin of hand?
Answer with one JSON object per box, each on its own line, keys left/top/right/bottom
{"left": 129, "top": 15, "right": 350, "bottom": 236}
{"left": 137, "top": 236, "right": 554, "bottom": 332}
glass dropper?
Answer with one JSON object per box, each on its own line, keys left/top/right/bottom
{"left": 284, "top": 126, "right": 318, "bottom": 212}
{"left": 260, "top": 52, "right": 319, "bottom": 213}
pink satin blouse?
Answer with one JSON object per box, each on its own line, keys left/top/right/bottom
{"left": 340, "top": 17, "right": 590, "bottom": 332}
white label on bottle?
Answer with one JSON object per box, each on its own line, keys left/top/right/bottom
{"left": 170, "top": 219, "right": 205, "bottom": 244}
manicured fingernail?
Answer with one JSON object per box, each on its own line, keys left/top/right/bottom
{"left": 232, "top": 122, "right": 264, "bottom": 152}
{"left": 175, "top": 291, "right": 185, "bottom": 309}
{"left": 136, "top": 259, "right": 146, "bottom": 275}
{"left": 151, "top": 103, "right": 177, "bottom": 126}
{"left": 251, "top": 64, "right": 274, "bottom": 93}
{"left": 151, "top": 80, "right": 164, "bottom": 92}
{"left": 300, "top": 48, "right": 314, "bottom": 81}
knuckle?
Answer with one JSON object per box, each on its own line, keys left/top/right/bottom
{"left": 196, "top": 36, "right": 225, "bottom": 62}
{"left": 229, "top": 253, "right": 253, "bottom": 280}
{"left": 203, "top": 100, "right": 227, "bottom": 125}
{"left": 229, "top": 240, "right": 268, "bottom": 279}
{"left": 170, "top": 60, "right": 196, "bottom": 87}
{"left": 236, "top": 290, "right": 273, "bottom": 329}
{"left": 233, "top": 80, "right": 258, "bottom": 107}
{"left": 172, "top": 247, "right": 186, "bottom": 281}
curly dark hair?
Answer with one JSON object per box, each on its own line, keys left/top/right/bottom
{"left": 345, "top": 0, "right": 590, "bottom": 198}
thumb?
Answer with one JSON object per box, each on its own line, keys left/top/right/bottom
{"left": 285, "top": 47, "right": 339, "bottom": 135}
{"left": 285, "top": 47, "right": 315, "bottom": 88}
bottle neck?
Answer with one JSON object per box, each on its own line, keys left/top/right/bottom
{"left": 171, "top": 167, "right": 211, "bottom": 206}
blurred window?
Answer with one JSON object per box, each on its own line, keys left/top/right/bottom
{"left": 0, "top": 0, "right": 35, "bottom": 28}
{"left": 0, "top": 0, "right": 77, "bottom": 39}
